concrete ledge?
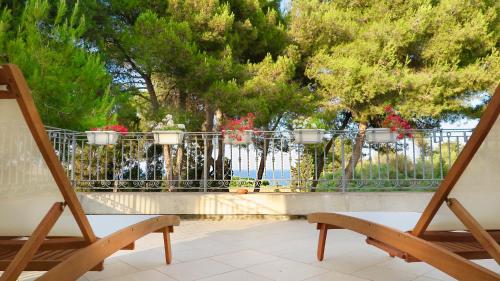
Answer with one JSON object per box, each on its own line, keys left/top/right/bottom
{"left": 78, "top": 192, "right": 433, "bottom": 215}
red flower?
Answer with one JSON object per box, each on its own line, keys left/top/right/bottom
{"left": 92, "top": 124, "right": 129, "bottom": 135}
{"left": 221, "top": 113, "right": 256, "bottom": 141}
{"left": 382, "top": 108, "right": 413, "bottom": 139}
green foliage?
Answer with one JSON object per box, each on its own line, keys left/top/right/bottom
{"left": 229, "top": 176, "right": 269, "bottom": 188}
{"left": 289, "top": 0, "right": 500, "bottom": 124}
{"left": 314, "top": 139, "right": 462, "bottom": 191}
{"left": 0, "top": 0, "right": 116, "bottom": 130}
{"left": 80, "top": 0, "right": 298, "bottom": 131}
{"left": 290, "top": 152, "right": 315, "bottom": 190}
{"left": 208, "top": 53, "right": 316, "bottom": 128}
{"left": 2, "top": 0, "right": 498, "bottom": 132}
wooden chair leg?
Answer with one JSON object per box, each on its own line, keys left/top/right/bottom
{"left": 317, "top": 223, "right": 328, "bottom": 261}
{"left": 162, "top": 227, "right": 173, "bottom": 264}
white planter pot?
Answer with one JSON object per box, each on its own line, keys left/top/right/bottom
{"left": 365, "top": 128, "right": 397, "bottom": 143}
{"left": 223, "top": 130, "right": 253, "bottom": 145}
{"left": 294, "top": 129, "right": 325, "bottom": 144}
{"left": 85, "top": 131, "right": 120, "bottom": 145}
{"left": 152, "top": 130, "right": 184, "bottom": 145}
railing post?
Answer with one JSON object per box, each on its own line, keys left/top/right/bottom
{"left": 341, "top": 136, "right": 347, "bottom": 192}
{"left": 70, "top": 133, "right": 77, "bottom": 186}
{"left": 203, "top": 133, "right": 209, "bottom": 192}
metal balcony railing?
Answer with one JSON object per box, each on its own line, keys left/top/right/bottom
{"left": 46, "top": 128, "right": 473, "bottom": 192}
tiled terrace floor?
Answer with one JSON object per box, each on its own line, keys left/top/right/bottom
{"left": 18, "top": 217, "right": 499, "bottom": 281}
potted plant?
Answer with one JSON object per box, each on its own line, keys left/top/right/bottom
{"left": 236, "top": 188, "right": 249, "bottom": 194}
{"left": 152, "top": 114, "right": 186, "bottom": 145}
{"left": 222, "top": 113, "right": 256, "bottom": 145}
{"left": 292, "top": 117, "right": 325, "bottom": 144}
{"left": 86, "top": 125, "right": 128, "bottom": 145}
{"left": 366, "top": 106, "right": 413, "bottom": 143}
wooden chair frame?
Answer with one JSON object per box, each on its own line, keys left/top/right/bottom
{"left": 309, "top": 85, "right": 500, "bottom": 280}
{"left": 0, "top": 64, "right": 180, "bottom": 281}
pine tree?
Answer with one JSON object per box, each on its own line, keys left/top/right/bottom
{"left": 0, "top": 0, "right": 116, "bottom": 130}
{"left": 288, "top": 0, "right": 500, "bottom": 181}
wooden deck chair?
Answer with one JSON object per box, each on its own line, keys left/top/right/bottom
{"left": 0, "top": 64, "right": 180, "bottom": 281}
{"left": 309, "top": 85, "right": 500, "bottom": 280}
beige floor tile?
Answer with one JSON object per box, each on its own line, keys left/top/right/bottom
{"left": 422, "top": 269, "right": 456, "bottom": 281}
{"left": 156, "top": 258, "right": 235, "bottom": 281}
{"left": 276, "top": 248, "right": 318, "bottom": 264}
{"left": 351, "top": 266, "right": 418, "bottom": 281}
{"left": 211, "top": 250, "right": 279, "bottom": 268}
{"left": 17, "top": 272, "right": 46, "bottom": 281}
{"left": 118, "top": 248, "right": 178, "bottom": 270}
{"left": 246, "top": 258, "right": 328, "bottom": 281}
{"left": 172, "top": 247, "right": 222, "bottom": 262}
{"left": 472, "top": 259, "right": 500, "bottom": 273}
{"left": 304, "top": 270, "right": 370, "bottom": 281}
{"left": 378, "top": 258, "right": 434, "bottom": 275}
{"left": 411, "top": 277, "right": 446, "bottom": 281}
{"left": 197, "top": 269, "right": 272, "bottom": 281}
{"left": 310, "top": 249, "right": 391, "bottom": 274}
{"left": 83, "top": 260, "right": 139, "bottom": 281}
{"left": 98, "top": 269, "right": 176, "bottom": 281}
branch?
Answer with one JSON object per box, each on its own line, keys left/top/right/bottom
{"left": 132, "top": 93, "right": 150, "bottom": 101}
{"left": 109, "top": 38, "right": 148, "bottom": 79}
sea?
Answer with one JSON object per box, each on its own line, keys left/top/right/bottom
{"left": 232, "top": 170, "right": 291, "bottom": 186}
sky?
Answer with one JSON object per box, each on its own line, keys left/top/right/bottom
{"left": 441, "top": 118, "right": 478, "bottom": 129}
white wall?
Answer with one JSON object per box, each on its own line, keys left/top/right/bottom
{"left": 78, "top": 192, "right": 433, "bottom": 215}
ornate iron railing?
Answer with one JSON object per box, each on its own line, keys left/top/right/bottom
{"left": 46, "top": 128, "right": 473, "bottom": 192}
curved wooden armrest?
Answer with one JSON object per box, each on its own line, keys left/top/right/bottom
{"left": 308, "top": 212, "right": 500, "bottom": 281}
{"left": 38, "top": 215, "right": 180, "bottom": 281}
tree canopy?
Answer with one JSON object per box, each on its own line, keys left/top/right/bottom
{"left": 0, "top": 0, "right": 116, "bottom": 130}
{"left": 289, "top": 0, "right": 499, "bottom": 126}
{"left": 0, "top": 0, "right": 498, "bottom": 130}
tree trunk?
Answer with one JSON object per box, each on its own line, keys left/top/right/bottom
{"left": 112, "top": 40, "right": 161, "bottom": 112}
{"left": 163, "top": 145, "right": 173, "bottom": 191}
{"left": 253, "top": 134, "right": 269, "bottom": 193}
{"left": 311, "top": 112, "right": 352, "bottom": 191}
{"left": 201, "top": 102, "right": 215, "bottom": 190}
{"left": 144, "top": 75, "right": 160, "bottom": 112}
{"left": 214, "top": 109, "right": 223, "bottom": 179}
{"left": 254, "top": 117, "right": 282, "bottom": 192}
{"left": 175, "top": 146, "right": 184, "bottom": 189}
{"left": 342, "top": 122, "right": 368, "bottom": 189}
{"left": 172, "top": 88, "right": 187, "bottom": 190}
